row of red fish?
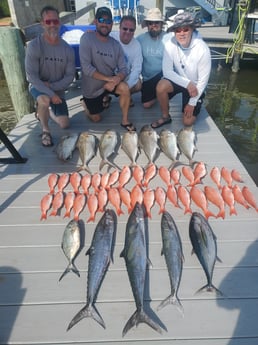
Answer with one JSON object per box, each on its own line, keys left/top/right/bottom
{"left": 47, "top": 163, "right": 246, "bottom": 195}
{"left": 40, "top": 164, "right": 258, "bottom": 221}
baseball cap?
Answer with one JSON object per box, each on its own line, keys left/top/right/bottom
{"left": 95, "top": 6, "right": 112, "bottom": 20}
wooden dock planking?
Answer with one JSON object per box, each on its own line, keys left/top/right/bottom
{"left": 0, "top": 82, "right": 258, "bottom": 344}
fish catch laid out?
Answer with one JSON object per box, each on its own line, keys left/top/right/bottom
{"left": 158, "top": 129, "right": 180, "bottom": 169}
{"left": 67, "top": 209, "right": 117, "bottom": 331}
{"left": 59, "top": 219, "right": 81, "bottom": 281}
{"left": 176, "top": 126, "right": 197, "bottom": 167}
{"left": 40, "top": 162, "right": 258, "bottom": 221}
{"left": 138, "top": 125, "right": 159, "bottom": 167}
{"left": 158, "top": 212, "right": 184, "bottom": 315}
{"left": 189, "top": 212, "right": 222, "bottom": 295}
{"left": 98, "top": 129, "right": 119, "bottom": 171}
{"left": 121, "top": 130, "right": 139, "bottom": 166}
{"left": 120, "top": 202, "right": 163, "bottom": 337}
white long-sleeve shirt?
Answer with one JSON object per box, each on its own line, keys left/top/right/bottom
{"left": 162, "top": 31, "right": 211, "bottom": 106}
{"left": 110, "top": 31, "right": 142, "bottom": 89}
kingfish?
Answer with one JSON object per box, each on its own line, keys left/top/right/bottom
{"left": 76, "top": 131, "right": 97, "bottom": 173}
{"left": 159, "top": 128, "right": 180, "bottom": 169}
{"left": 158, "top": 212, "right": 184, "bottom": 315}
{"left": 98, "top": 129, "right": 119, "bottom": 170}
{"left": 67, "top": 209, "right": 117, "bottom": 331}
{"left": 59, "top": 219, "right": 81, "bottom": 281}
{"left": 120, "top": 202, "right": 163, "bottom": 337}
{"left": 138, "top": 125, "right": 159, "bottom": 166}
{"left": 55, "top": 133, "right": 79, "bottom": 161}
{"left": 177, "top": 126, "right": 197, "bottom": 166}
{"left": 121, "top": 130, "right": 139, "bottom": 166}
{"left": 189, "top": 212, "right": 222, "bottom": 294}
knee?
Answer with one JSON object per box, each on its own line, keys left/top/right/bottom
{"left": 117, "top": 81, "right": 130, "bottom": 96}
{"left": 59, "top": 117, "right": 70, "bottom": 129}
{"left": 156, "top": 79, "right": 172, "bottom": 94}
{"left": 37, "top": 95, "right": 50, "bottom": 108}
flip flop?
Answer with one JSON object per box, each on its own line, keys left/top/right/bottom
{"left": 151, "top": 116, "right": 172, "bottom": 129}
{"left": 41, "top": 131, "right": 53, "bottom": 147}
{"left": 120, "top": 123, "right": 136, "bottom": 132}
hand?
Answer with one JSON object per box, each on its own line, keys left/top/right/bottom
{"left": 51, "top": 94, "right": 62, "bottom": 104}
{"left": 183, "top": 104, "right": 194, "bottom": 118}
{"left": 187, "top": 81, "right": 198, "bottom": 98}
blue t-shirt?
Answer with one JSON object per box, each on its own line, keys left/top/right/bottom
{"left": 137, "top": 31, "right": 166, "bottom": 81}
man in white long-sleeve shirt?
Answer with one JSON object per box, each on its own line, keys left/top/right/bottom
{"left": 151, "top": 12, "right": 211, "bottom": 128}
{"left": 110, "top": 15, "right": 142, "bottom": 106}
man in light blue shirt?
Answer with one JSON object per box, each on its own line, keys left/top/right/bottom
{"left": 137, "top": 8, "right": 166, "bottom": 108}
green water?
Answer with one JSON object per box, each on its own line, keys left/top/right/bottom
{"left": 206, "top": 60, "right": 258, "bottom": 186}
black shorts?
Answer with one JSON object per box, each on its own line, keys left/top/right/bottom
{"left": 167, "top": 80, "right": 205, "bottom": 116}
{"left": 141, "top": 72, "right": 163, "bottom": 103}
{"left": 82, "top": 92, "right": 108, "bottom": 115}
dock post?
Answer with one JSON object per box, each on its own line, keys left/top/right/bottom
{"left": 0, "top": 27, "right": 34, "bottom": 122}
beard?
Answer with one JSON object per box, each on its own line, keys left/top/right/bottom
{"left": 149, "top": 29, "right": 162, "bottom": 38}
{"left": 97, "top": 26, "right": 111, "bottom": 37}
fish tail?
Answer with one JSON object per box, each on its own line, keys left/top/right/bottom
{"left": 157, "top": 294, "right": 184, "bottom": 316}
{"left": 87, "top": 214, "right": 95, "bottom": 223}
{"left": 67, "top": 304, "right": 105, "bottom": 331}
{"left": 59, "top": 263, "right": 80, "bottom": 282}
{"left": 40, "top": 213, "right": 47, "bottom": 221}
{"left": 49, "top": 210, "right": 57, "bottom": 216}
{"left": 122, "top": 309, "right": 163, "bottom": 337}
{"left": 230, "top": 206, "right": 237, "bottom": 216}
{"left": 184, "top": 207, "right": 192, "bottom": 215}
{"left": 195, "top": 283, "right": 223, "bottom": 296}
{"left": 216, "top": 209, "right": 225, "bottom": 219}
{"left": 204, "top": 209, "right": 216, "bottom": 219}
{"left": 63, "top": 210, "right": 71, "bottom": 218}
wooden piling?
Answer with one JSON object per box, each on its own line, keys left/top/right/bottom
{"left": 0, "top": 27, "right": 33, "bottom": 121}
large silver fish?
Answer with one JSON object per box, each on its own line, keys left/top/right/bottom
{"left": 159, "top": 129, "right": 180, "bottom": 169}
{"left": 55, "top": 133, "right": 79, "bottom": 161}
{"left": 67, "top": 209, "right": 117, "bottom": 331}
{"left": 158, "top": 211, "right": 184, "bottom": 315}
{"left": 98, "top": 129, "right": 119, "bottom": 170}
{"left": 121, "top": 131, "right": 139, "bottom": 166}
{"left": 76, "top": 131, "right": 97, "bottom": 173}
{"left": 138, "top": 125, "right": 159, "bottom": 166}
{"left": 120, "top": 202, "right": 163, "bottom": 337}
{"left": 59, "top": 219, "right": 81, "bottom": 282}
{"left": 189, "top": 212, "right": 222, "bottom": 294}
{"left": 177, "top": 126, "right": 197, "bottom": 166}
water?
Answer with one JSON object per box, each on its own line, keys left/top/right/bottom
{"left": 205, "top": 60, "right": 258, "bottom": 186}
{"left": 0, "top": 60, "right": 258, "bottom": 185}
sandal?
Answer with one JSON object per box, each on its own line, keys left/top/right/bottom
{"left": 103, "top": 96, "right": 112, "bottom": 108}
{"left": 120, "top": 123, "right": 136, "bottom": 132}
{"left": 151, "top": 116, "right": 172, "bottom": 129}
{"left": 41, "top": 131, "right": 54, "bottom": 147}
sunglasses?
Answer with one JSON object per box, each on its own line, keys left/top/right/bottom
{"left": 98, "top": 17, "right": 113, "bottom": 24}
{"left": 147, "top": 21, "right": 161, "bottom": 25}
{"left": 122, "top": 27, "right": 135, "bottom": 33}
{"left": 175, "top": 27, "right": 190, "bottom": 33}
{"left": 44, "top": 19, "right": 60, "bottom": 25}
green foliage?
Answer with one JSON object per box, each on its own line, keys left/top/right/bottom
{"left": 0, "top": 0, "right": 10, "bottom": 18}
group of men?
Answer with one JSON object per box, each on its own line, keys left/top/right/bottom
{"left": 25, "top": 5, "right": 211, "bottom": 147}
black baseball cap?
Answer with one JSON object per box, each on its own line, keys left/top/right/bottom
{"left": 95, "top": 7, "right": 112, "bottom": 20}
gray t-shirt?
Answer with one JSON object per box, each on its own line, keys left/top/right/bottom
{"left": 25, "top": 34, "right": 75, "bottom": 98}
{"left": 79, "top": 31, "right": 128, "bottom": 98}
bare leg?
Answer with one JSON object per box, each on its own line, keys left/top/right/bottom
{"left": 116, "top": 81, "right": 131, "bottom": 125}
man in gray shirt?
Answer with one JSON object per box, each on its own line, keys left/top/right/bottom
{"left": 25, "top": 6, "right": 75, "bottom": 147}
{"left": 80, "top": 6, "right": 135, "bottom": 131}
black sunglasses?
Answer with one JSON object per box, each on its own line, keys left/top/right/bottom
{"left": 97, "top": 17, "right": 113, "bottom": 24}
{"left": 147, "top": 21, "right": 161, "bottom": 25}
{"left": 122, "top": 27, "right": 135, "bottom": 32}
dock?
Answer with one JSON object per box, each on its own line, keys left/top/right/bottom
{"left": 0, "top": 79, "right": 258, "bottom": 344}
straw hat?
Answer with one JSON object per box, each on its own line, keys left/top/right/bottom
{"left": 142, "top": 8, "right": 165, "bottom": 28}
{"left": 167, "top": 11, "right": 201, "bottom": 32}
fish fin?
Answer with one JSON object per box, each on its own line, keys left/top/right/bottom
{"left": 230, "top": 207, "right": 237, "bottom": 216}
{"left": 161, "top": 248, "right": 164, "bottom": 256}
{"left": 67, "top": 304, "right": 105, "bottom": 331}
{"left": 195, "top": 283, "right": 223, "bottom": 296}
{"left": 40, "top": 213, "right": 47, "bottom": 221}
{"left": 120, "top": 249, "right": 125, "bottom": 258}
{"left": 147, "top": 258, "right": 153, "bottom": 269}
{"left": 122, "top": 309, "right": 163, "bottom": 337}
{"left": 157, "top": 294, "right": 184, "bottom": 317}
{"left": 216, "top": 255, "right": 223, "bottom": 263}
{"left": 216, "top": 209, "right": 225, "bottom": 219}
{"left": 204, "top": 209, "right": 216, "bottom": 219}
